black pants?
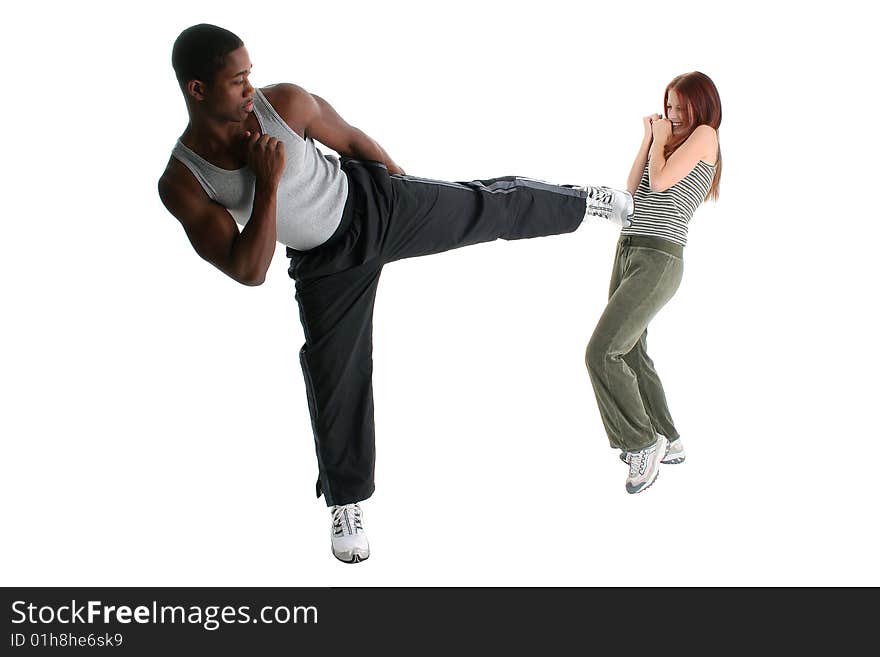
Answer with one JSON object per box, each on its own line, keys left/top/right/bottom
{"left": 288, "top": 158, "right": 589, "bottom": 506}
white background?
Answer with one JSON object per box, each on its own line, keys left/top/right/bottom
{"left": 2, "top": 0, "right": 878, "bottom": 586}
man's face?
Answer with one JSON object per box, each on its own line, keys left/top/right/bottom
{"left": 198, "top": 45, "right": 255, "bottom": 121}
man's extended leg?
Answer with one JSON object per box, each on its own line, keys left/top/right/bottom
{"left": 337, "top": 158, "right": 630, "bottom": 265}
{"left": 383, "top": 171, "right": 596, "bottom": 262}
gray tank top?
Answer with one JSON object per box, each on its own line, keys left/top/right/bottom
{"left": 171, "top": 86, "right": 348, "bottom": 251}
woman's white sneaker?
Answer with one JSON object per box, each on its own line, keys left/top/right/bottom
{"left": 662, "top": 438, "right": 686, "bottom": 464}
{"left": 624, "top": 436, "right": 667, "bottom": 494}
{"left": 330, "top": 503, "right": 370, "bottom": 563}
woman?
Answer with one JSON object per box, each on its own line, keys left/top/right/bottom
{"left": 585, "top": 71, "right": 722, "bottom": 494}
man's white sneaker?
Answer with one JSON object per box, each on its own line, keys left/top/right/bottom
{"left": 620, "top": 438, "right": 686, "bottom": 465}
{"left": 330, "top": 503, "right": 369, "bottom": 564}
{"left": 580, "top": 185, "right": 634, "bottom": 227}
{"left": 624, "top": 436, "right": 666, "bottom": 494}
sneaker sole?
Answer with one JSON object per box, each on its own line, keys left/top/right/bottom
{"left": 626, "top": 468, "right": 660, "bottom": 495}
{"left": 626, "top": 468, "right": 659, "bottom": 494}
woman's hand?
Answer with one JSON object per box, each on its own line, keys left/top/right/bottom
{"left": 643, "top": 113, "right": 661, "bottom": 141}
{"left": 651, "top": 118, "right": 673, "bottom": 144}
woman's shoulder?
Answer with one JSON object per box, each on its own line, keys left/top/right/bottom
{"left": 690, "top": 125, "right": 718, "bottom": 166}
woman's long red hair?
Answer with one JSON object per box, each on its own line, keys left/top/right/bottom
{"left": 663, "top": 72, "right": 722, "bottom": 201}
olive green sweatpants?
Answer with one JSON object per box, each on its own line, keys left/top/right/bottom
{"left": 586, "top": 235, "right": 684, "bottom": 452}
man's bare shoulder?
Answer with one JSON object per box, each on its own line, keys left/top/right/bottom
{"left": 157, "top": 156, "right": 220, "bottom": 230}
{"left": 260, "top": 83, "right": 319, "bottom": 135}
{"left": 261, "top": 82, "right": 310, "bottom": 106}
{"left": 158, "top": 156, "right": 200, "bottom": 209}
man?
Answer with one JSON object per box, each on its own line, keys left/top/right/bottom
{"left": 158, "top": 24, "right": 633, "bottom": 563}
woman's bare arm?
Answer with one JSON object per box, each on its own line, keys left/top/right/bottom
{"left": 627, "top": 114, "right": 661, "bottom": 194}
{"left": 648, "top": 123, "right": 717, "bottom": 192}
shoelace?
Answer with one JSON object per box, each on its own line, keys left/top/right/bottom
{"left": 350, "top": 505, "right": 363, "bottom": 531}
{"left": 628, "top": 444, "right": 655, "bottom": 477}
{"left": 332, "top": 504, "right": 363, "bottom": 536}
{"left": 583, "top": 185, "right": 614, "bottom": 205}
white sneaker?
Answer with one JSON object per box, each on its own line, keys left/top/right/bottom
{"left": 624, "top": 436, "right": 666, "bottom": 494}
{"left": 662, "top": 438, "right": 686, "bottom": 464}
{"left": 330, "top": 503, "right": 370, "bottom": 563}
{"left": 580, "top": 185, "right": 634, "bottom": 227}
{"left": 620, "top": 438, "right": 686, "bottom": 465}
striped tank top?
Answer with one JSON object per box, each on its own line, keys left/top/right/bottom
{"left": 621, "top": 159, "right": 716, "bottom": 247}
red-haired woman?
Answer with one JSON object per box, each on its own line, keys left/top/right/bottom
{"left": 585, "top": 71, "right": 722, "bottom": 494}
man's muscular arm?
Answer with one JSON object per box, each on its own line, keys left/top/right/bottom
{"left": 276, "top": 84, "right": 405, "bottom": 175}
{"left": 158, "top": 132, "right": 285, "bottom": 286}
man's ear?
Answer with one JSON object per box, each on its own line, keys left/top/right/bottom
{"left": 186, "top": 79, "right": 208, "bottom": 102}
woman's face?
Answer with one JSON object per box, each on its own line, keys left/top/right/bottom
{"left": 666, "top": 89, "right": 688, "bottom": 136}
